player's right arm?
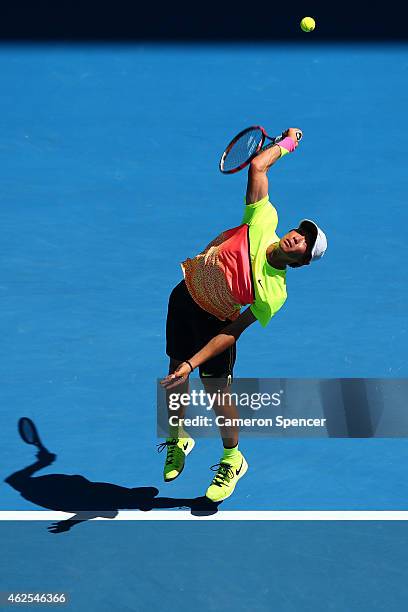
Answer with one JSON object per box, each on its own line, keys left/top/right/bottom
{"left": 245, "top": 127, "right": 301, "bottom": 205}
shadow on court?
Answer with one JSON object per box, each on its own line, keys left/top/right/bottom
{"left": 5, "top": 420, "right": 220, "bottom": 534}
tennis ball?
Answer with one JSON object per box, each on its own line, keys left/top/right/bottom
{"left": 300, "top": 17, "right": 316, "bottom": 32}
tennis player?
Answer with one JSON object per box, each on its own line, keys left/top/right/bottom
{"left": 160, "top": 127, "right": 327, "bottom": 502}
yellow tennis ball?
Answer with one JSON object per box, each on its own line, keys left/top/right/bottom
{"left": 300, "top": 17, "right": 316, "bottom": 32}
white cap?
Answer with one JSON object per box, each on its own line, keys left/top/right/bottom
{"left": 298, "top": 219, "right": 327, "bottom": 263}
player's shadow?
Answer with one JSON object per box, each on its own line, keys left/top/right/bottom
{"left": 5, "top": 448, "right": 220, "bottom": 534}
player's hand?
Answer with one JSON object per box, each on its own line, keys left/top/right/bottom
{"left": 160, "top": 362, "right": 192, "bottom": 389}
{"left": 283, "top": 127, "right": 303, "bottom": 147}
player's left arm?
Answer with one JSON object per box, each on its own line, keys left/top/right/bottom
{"left": 160, "top": 308, "right": 257, "bottom": 389}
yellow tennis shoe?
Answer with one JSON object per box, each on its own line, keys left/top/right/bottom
{"left": 157, "top": 437, "right": 195, "bottom": 482}
{"left": 205, "top": 451, "right": 248, "bottom": 502}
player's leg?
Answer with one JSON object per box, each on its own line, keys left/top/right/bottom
{"left": 199, "top": 346, "right": 248, "bottom": 502}
{"left": 159, "top": 282, "right": 197, "bottom": 482}
{"left": 167, "top": 357, "right": 188, "bottom": 436}
{"left": 200, "top": 346, "right": 238, "bottom": 447}
{"left": 158, "top": 357, "right": 195, "bottom": 482}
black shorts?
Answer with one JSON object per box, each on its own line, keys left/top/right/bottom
{"left": 166, "top": 280, "right": 236, "bottom": 380}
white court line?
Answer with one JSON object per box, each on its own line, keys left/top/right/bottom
{"left": 1, "top": 511, "right": 408, "bottom": 521}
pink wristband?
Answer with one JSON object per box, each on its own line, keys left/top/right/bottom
{"left": 278, "top": 136, "right": 296, "bottom": 155}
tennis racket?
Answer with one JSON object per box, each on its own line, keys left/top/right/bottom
{"left": 18, "top": 417, "right": 44, "bottom": 448}
{"left": 219, "top": 125, "right": 302, "bottom": 174}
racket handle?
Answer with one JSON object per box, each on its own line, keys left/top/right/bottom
{"left": 259, "top": 130, "right": 303, "bottom": 156}
{"left": 261, "top": 134, "right": 285, "bottom": 152}
{"left": 278, "top": 130, "right": 303, "bottom": 142}
{"left": 262, "top": 138, "right": 281, "bottom": 151}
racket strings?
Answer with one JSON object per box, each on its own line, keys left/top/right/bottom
{"left": 222, "top": 128, "right": 263, "bottom": 172}
{"left": 19, "top": 418, "right": 38, "bottom": 444}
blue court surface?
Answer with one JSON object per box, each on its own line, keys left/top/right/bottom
{"left": 1, "top": 43, "right": 408, "bottom": 609}
{"left": 1, "top": 521, "right": 408, "bottom": 611}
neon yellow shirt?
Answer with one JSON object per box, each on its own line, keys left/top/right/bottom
{"left": 242, "top": 196, "right": 287, "bottom": 327}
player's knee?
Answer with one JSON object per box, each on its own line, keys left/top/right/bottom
{"left": 201, "top": 378, "right": 222, "bottom": 395}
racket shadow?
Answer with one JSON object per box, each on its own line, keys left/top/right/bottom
{"left": 5, "top": 421, "right": 220, "bottom": 533}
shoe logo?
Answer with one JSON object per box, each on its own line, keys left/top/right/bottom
{"left": 235, "top": 459, "right": 244, "bottom": 476}
{"left": 258, "top": 279, "right": 263, "bottom": 289}
{"left": 183, "top": 442, "right": 189, "bottom": 451}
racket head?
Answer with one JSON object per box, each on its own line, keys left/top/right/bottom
{"left": 219, "top": 125, "right": 267, "bottom": 174}
{"left": 18, "top": 417, "right": 42, "bottom": 447}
